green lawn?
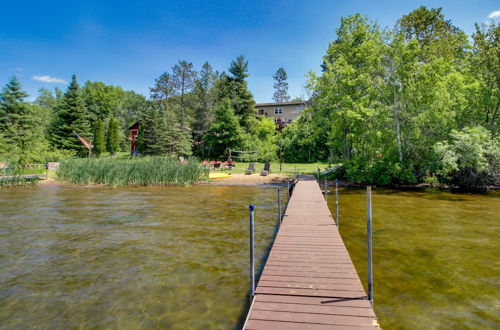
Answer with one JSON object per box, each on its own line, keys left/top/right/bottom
{"left": 215, "top": 161, "right": 333, "bottom": 176}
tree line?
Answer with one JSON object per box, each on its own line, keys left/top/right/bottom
{"left": 0, "top": 56, "right": 290, "bottom": 164}
{"left": 1, "top": 6, "right": 498, "bottom": 188}
{"left": 0, "top": 74, "right": 147, "bottom": 162}
{"left": 283, "top": 6, "right": 498, "bottom": 187}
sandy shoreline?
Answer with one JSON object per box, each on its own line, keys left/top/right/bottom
{"left": 204, "top": 173, "right": 291, "bottom": 185}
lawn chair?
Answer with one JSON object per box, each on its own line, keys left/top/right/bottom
{"left": 213, "top": 162, "right": 221, "bottom": 170}
{"left": 245, "top": 163, "right": 255, "bottom": 175}
{"left": 260, "top": 162, "right": 271, "bottom": 176}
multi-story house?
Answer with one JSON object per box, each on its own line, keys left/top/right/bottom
{"left": 255, "top": 101, "right": 308, "bottom": 127}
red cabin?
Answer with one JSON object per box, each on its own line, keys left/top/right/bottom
{"left": 128, "top": 121, "right": 140, "bottom": 154}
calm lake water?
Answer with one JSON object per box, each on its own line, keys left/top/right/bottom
{"left": 0, "top": 184, "right": 283, "bottom": 329}
{"left": 1, "top": 184, "right": 499, "bottom": 329}
{"left": 327, "top": 187, "right": 500, "bottom": 329}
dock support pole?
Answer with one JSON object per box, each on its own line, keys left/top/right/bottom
{"left": 317, "top": 168, "right": 320, "bottom": 182}
{"left": 278, "top": 189, "right": 282, "bottom": 224}
{"left": 324, "top": 178, "right": 327, "bottom": 201}
{"left": 287, "top": 180, "right": 290, "bottom": 201}
{"left": 335, "top": 180, "right": 339, "bottom": 228}
{"left": 367, "top": 186, "right": 373, "bottom": 306}
{"left": 249, "top": 204, "right": 255, "bottom": 298}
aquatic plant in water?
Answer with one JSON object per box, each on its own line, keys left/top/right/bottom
{"left": 56, "top": 156, "right": 209, "bottom": 186}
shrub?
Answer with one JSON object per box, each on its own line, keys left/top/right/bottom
{"left": 433, "top": 126, "right": 499, "bottom": 187}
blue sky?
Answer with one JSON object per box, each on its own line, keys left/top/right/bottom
{"left": 0, "top": 0, "right": 498, "bottom": 102}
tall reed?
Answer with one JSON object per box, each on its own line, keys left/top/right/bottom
{"left": 0, "top": 162, "right": 40, "bottom": 187}
{"left": 57, "top": 156, "right": 209, "bottom": 186}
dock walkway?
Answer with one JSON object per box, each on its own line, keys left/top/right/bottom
{"left": 244, "top": 176, "right": 379, "bottom": 329}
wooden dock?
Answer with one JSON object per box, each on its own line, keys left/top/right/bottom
{"left": 244, "top": 176, "right": 379, "bottom": 329}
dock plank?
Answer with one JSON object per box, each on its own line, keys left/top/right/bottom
{"left": 244, "top": 177, "right": 379, "bottom": 329}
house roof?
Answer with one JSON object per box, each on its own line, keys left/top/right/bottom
{"left": 128, "top": 121, "right": 141, "bottom": 130}
{"left": 255, "top": 101, "right": 308, "bottom": 107}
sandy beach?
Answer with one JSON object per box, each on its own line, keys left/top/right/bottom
{"left": 205, "top": 173, "right": 291, "bottom": 185}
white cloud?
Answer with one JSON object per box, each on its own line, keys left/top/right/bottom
{"left": 32, "top": 75, "right": 67, "bottom": 84}
{"left": 488, "top": 10, "right": 500, "bottom": 19}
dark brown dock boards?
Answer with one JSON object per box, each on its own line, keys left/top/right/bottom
{"left": 244, "top": 176, "right": 379, "bottom": 329}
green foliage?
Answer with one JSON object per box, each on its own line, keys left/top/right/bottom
{"left": 137, "top": 123, "right": 145, "bottom": 154}
{"left": 433, "top": 126, "right": 499, "bottom": 187}
{"left": 273, "top": 67, "right": 290, "bottom": 102}
{"left": 219, "top": 55, "right": 256, "bottom": 127}
{"left": 396, "top": 6, "right": 468, "bottom": 62}
{"left": 164, "top": 108, "right": 193, "bottom": 156}
{"left": 82, "top": 81, "right": 126, "bottom": 120}
{"left": 192, "top": 62, "right": 217, "bottom": 147}
{"left": 242, "top": 116, "right": 278, "bottom": 161}
{"left": 0, "top": 77, "right": 52, "bottom": 163}
{"left": 137, "top": 103, "right": 192, "bottom": 157}
{"left": 57, "top": 156, "right": 208, "bottom": 186}
{"left": 290, "top": 9, "right": 498, "bottom": 188}
{"left": 50, "top": 74, "right": 92, "bottom": 156}
{"left": 229, "top": 55, "right": 249, "bottom": 80}
{"left": 471, "top": 21, "right": 499, "bottom": 131}
{"left": 93, "top": 120, "right": 106, "bottom": 156}
{"left": 204, "top": 98, "right": 244, "bottom": 159}
{"left": 106, "top": 117, "right": 120, "bottom": 153}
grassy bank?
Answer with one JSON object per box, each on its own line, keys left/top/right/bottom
{"left": 57, "top": 157, "right": 208, "bottom": 186}
{"left": 218, "top": 161, "right": 331, "bottom": 176}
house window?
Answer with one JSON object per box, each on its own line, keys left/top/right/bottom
{"left": 258, "top": 109, "right": 265, "bottom": 115}
{"left": 274, "top": 108, "right": 283, "bottom": 114}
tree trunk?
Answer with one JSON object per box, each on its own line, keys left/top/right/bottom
{"left": 393, "top": 90, "right": 403, "bottom": 162}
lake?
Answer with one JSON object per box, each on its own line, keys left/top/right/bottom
{"left": 327, "top": 187, "right": 500, "bottom": 329}
{"left": 0, "top": 184, "right": 283, "bottom": 329}
{"left": 1, "top": 184, "right": 498, "bottom": 329}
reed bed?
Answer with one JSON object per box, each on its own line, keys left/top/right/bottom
{"left": 57, "top": 156, "right": 209, "bottom": 187}
{"left": 0, "top": 176, "right": 39, "bottom": 187}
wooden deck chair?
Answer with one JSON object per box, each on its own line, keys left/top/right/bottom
{"left": 260, "top": 162, "right": 271, "bottom": 176}
{"left": 245, "top": 163, "right": 255, "bottom": 175}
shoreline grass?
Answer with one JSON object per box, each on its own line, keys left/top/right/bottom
{"left": 217, "top": 161, "right": 332, "bottom": 176}
{"left": 57, "top": 156, "right": 209, "bottom": 187}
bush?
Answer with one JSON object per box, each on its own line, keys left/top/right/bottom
{"left": 433, "top": 126, "right": 499, "bottom": 187}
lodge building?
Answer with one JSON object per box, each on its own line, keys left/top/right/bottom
{"left": 255, "top": 101, "right": 307, "bottom": 127}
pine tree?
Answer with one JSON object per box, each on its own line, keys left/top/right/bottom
{"left": 172, "top": 60, "right": 197, "bottom": 125}
{"left": 229, "top": 55, "right": 249, "bottom": 80}
{"left": 193, "top": 62, "right": 217, "bottom": 144}
{"left": 204, "top": 98, "right": 244, "bottom": 158}
{"left": 50, "top": 74, "right": 91, "bottom": 155}
{"left": 273, "top": 67, "right": 290, "bottom": 102}
{"left": 164, "top": 108, "right": 192, "bottom": 156}
{"left": 106, "top": 117, "right": 120, "bottom": 153}
{"left": 137, "top": 123, "right": 145, "bottom": 154}
{"left": 0, "top": 76, "right": 50, "bottom": 162}
{"left": 0, "top": 76, "right": 28, "bottom": 146}
{"left": 140, "top": 104, "right": 169, "bottom": 155}
{"left": 93, "top": 120, "right": 106, "bottom": 156}
{"left": 217, "top": 55, "right": 256, "bottom": 128}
